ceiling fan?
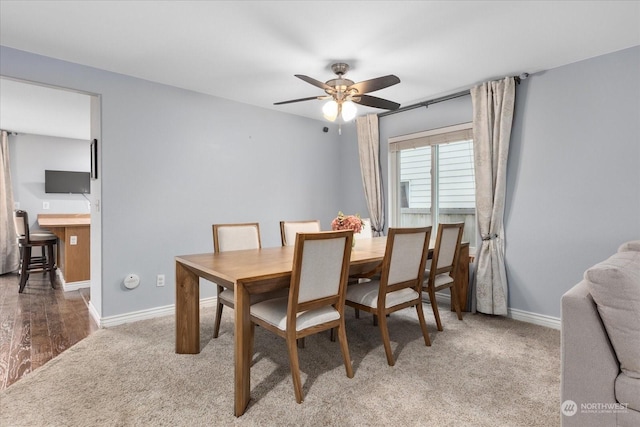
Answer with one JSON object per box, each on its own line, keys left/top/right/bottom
{"left": 274, "top": 63, "right": 401, "bottom": 122}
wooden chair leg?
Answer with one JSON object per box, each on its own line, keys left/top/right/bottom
{"left": 47, "top": 243, "right": 56, "bottom": 289}
{"left": 18, "top": 245, "right": 23, "bottom": 271}
{"left": 18, "top": 246, "right": 31, "bottom": 293}
{"left": 213, "top": 285, "right": 224, "bottom": 338}
{"left": 297, "top": 337, "right": 305, "bottom": 348}
{"left": 329, "top": 328, "right": 336, "bottom": 342}
{"left": 286, "top": 334, "right": 304, "bottom": 403}
{"left": 337, "top": 322, "right": 354, "bottom": 378}
{"left": 213, "top": 303, "right": 224, "bottom": 338}
{"left": 372, "top": 313, "right": 391, "bottom": 327}
{"left": 428, "top": 285, "right": 443, "bottom": 331}
{"left": 354, "top": 308, "right": 360, "bottom": 319}
{"left": 377, "top": 311, "right": 395, "bottom": 366}
{"left": 415, "top": 302, "right": 431, "bottom": 346}
{"left": 249, "top": 322, "right": 255, "bottom": 366}
{"left": 39, "top": 246, "right": 48, "bottom": 275}
{"left": 450, "top": 284, "right": 463, "bottom": 321}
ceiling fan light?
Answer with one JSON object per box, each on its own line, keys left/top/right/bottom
{"left": 322, "top": 100, "right": 338, "bottom": 121}
{"left": 341, "top": 100, "right": 357, "bottom": 122}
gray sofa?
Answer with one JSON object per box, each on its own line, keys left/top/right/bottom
{"left": 561, "top": 240, "right": 640, "bottom": 427}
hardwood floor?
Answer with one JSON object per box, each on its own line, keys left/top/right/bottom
{"left": 0, "top": 272, "right": 98, "bottom": 391}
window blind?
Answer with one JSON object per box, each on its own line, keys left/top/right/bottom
{"left": 388, "top": 123, "right": 473, "bottom": 152}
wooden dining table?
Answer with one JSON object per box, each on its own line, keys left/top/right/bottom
{"left": 174, "top": 236, "right": 469, "bottom": 417}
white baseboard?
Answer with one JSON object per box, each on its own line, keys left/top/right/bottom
{"left": 97, "top": 297, "right": 217, "bottom": 328}
{"left": 63, "top": 280, "right": 90, "bottom": 292}
{"left": 507, "top": 307, "right": 560, "bottom": 330}
{"left": 94, "top": 294, "right": 560, "bottom": 331}
{"left": 56, "top": 269, "right": 90, "bottom": 292}
{"left": 426, "top": 292, "right": 561, "bottom": 330}
{"left": 88, "top": 300, "right": 101, "bottom": 327}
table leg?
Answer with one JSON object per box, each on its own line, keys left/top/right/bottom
{"left": 235, "top": 280, "right": 252, "bottom": 416}
{"left": 175, "top": 262, "right": 200, "bottom": 354}
{"left": 452, "top": 245, "right": 470, "bottom": 312}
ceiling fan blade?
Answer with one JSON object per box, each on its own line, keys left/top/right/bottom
{"left": 274, "top": 96, "right": 324, "bottom": 105}
{"left": 354, "top": 94, "right": 401, "bottom": 110}
{"left": 295, "top": 74, "right": 333, "bottom": 91}
{"left": 349, "top": 75, "right": 400, "bottom": 94}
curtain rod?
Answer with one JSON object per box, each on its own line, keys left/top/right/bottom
{"left": 378, "top": 89, "right": 470, "bottom": 117}
{"left": 378, "top": 73, "right": 528, "bottom": 118}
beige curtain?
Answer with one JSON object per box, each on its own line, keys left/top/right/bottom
{"left": 471, "top": 77, "right": 516, "bottom": 315}
{"left": 356, "top": 114, "right": 385, "bottom": 236}
{"left": 1, "top": 130, "right": 20, "bottom": 274}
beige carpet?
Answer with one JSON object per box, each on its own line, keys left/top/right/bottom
{"left": 0, "top": 306, "right": 560, "bottom": 426}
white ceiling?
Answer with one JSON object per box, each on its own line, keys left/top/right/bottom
{"left": 1, "top": 1, "right": 639, "bottom": 140}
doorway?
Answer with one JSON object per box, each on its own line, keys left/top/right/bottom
{"left": 0, "top": 76, "right": 102, "bottom": 321}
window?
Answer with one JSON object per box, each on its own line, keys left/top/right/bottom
{"left": 400, "top": 181, "right": 410, "bottom": 208}
{"left": 389, "top": 123, "right": 476, "bottom": 248}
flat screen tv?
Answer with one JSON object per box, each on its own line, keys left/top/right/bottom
{"left": 45, "top": 170, "right": 90, "bottom": 194}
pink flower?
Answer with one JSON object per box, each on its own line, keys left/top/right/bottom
{"left": 331, "top": 211, "right": 364, "bottom": 233}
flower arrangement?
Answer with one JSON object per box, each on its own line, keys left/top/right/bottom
{"left": 331, "top": 211, "right": 364, "bottom": 234}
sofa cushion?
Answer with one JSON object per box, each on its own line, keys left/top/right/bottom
{"left": 618, "top": 240, "right": 640, "bottom": 252}
{"left": 616, "top": 373, "right": 640, "bottom": 412}
{"left": 585, "top": 251, "right": 640, "bottom": 379}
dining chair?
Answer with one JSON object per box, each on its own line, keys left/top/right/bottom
{"left": 423, "top": 222, "right": 465, "bottom": 331}
{"left": 280, "top": 219, "right": 329, "bottom": 347}
{"left": 354, "top": 217, "right": 373, "bottom": 240}
{"left": 349, "top": 217, "right": 376, "bottom": 324}
{"left": 280, "top": 220, "right": 325, "bottom": 347}
{"left": 212, "top": 222, "right": 279, "bottom": 338}
{"left": 346, "top": 227, "right": 432, "bottom": 366}
{"left": 14, "top": 210, "right": 57, "bottom": 293}
{"left": 279, "top": 219, "right": 321, "bottom": 246}
{"left": 249, "top": 230, "right": 355, "bottom": 403}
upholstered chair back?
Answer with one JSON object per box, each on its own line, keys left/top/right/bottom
{"left": 214, "top": 223, "right": 261, "bottom": 253}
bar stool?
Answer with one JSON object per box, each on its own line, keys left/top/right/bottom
{"left": 14, "top": 210, "right": 57, "bottom": 293}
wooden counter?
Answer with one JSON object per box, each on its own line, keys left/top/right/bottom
{"left": 37, "top": 214, "right": 90, "bottom": 284}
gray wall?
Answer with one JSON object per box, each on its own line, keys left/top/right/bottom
{"left": 380, "top": 46, "right": 640, "bottom": 318}
{"left": 3, "top": 44, "right": 638, "bottom": 320}
{"left": 9, "top": 133, "right": 91, "bottom": 230}
{"left": 1, "top": 46, "right": 365, "bottom": 318}
{"left": 335, "top": 122, "right": 369, "bottom": 219}
{"left": 505, "top": 46, "right": 640, "bottom": 317}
